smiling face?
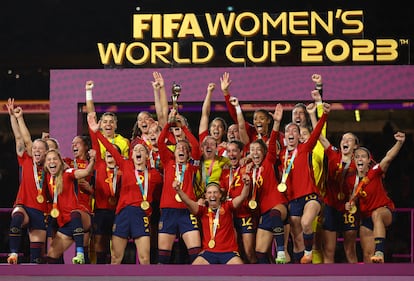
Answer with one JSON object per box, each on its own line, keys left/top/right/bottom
{"left": 227, "top": 124, "right": 240, "bottom": 142}
{"left": 148, "top": 123, "right": 161, "bottom": 148}
{"left": 205, "top": 183, "right": 223, "bottom": 209}
{"left": 71, "top": 136, "right": 88, "bottom": 160}
{"left": 32, "top": 139, "right": 48, "bottom": 165}
{"left": 253, "top": 110, "right": 271, "bottom": 136}
{"left": 45, "top": 149, "right": 64, "bottom": 176}
{"left": 284, "top": 123, "right": 300, "bottom": 149}
{"left": 175, "top": 140, "right": 190, "bottom": 164}
{"left": 209, "top": 118, "right": 226, "bottom": 143}
{"left": 137, "top": 111, "right": 153, "bottom": 136}
{"left": 201, "top": 136, "right": 217, "bottom": 160}
{"left": 354, "top": 147, "right": 371, "bottom": 176}
{"left": 340, "top": 133, "right": 359, "bottom": 156}
{"left": 100, "top": 113, "right": 117, "bottom": 138}
{"left": 131, "top": 143, "right": 149, "bottom": 167}
{"left": 249, "top": 141, "right": 265, "bottom": 167}
{"left": 292, "top": 105, "right": 307, "bottom": 127}
{"left": 226, "top": 142, "right": 243, "bottom": 168}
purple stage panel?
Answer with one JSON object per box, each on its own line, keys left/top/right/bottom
{"left": 50, "top": 65, "right": 414, "bottom": 158}
{"left": 1, "top": 264, "right": 414, "bottom": 281}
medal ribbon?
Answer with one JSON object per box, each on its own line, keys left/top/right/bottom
{"left": 349, "top": 175, "right": 369, "bottom": 204}
{"left": 135, "top": 169, "right": 149, "bottom": 201}
{"left": 202, "top": 158, "right": 215, "bottom": 186}
{"left": 208, "top": 207, "right": 220, "bottom": 242}
{"left": 33, "top": 161, "right": 44, "bottom": 195}
{"left": 49, "top": 176, "right": 58, "bottom": 208}
{"left": 175, "top": 163, "right": 186, "bottom": 187}
{"left": 107, "top": 167, "right": 118, "bottom": 196}
{"left": 251, "top": 166, "right": 262, "bottom": 201}
{"left": 337, "top": 160, "right": 351, "bottom": 199}
{"left": 281, "top": 148, "right": 297, "bottom": 185}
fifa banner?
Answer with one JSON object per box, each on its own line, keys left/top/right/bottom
{"left": 97, "top": 11, "right": 410, "bottom": 66}
{"left": 50, "top": 66, "right": 414, "bottom": 157}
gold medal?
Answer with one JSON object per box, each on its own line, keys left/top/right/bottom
{"left": 360, "top": 190, "right": 367, "bottom": 197}
{"left": 50, "top": 208, "right": 60, "bottom": 218}
{"left": 141, "top": 200, "right": 150, "bottom": 210}
{"left": 208, "top": 239, "right": 215, "bottom": 249}
{"left": 36, "top": 194, "right": 44, "bottom": 204}
{"left": 337, "top": 192, "right": 345, "bottom": 201}
{"left": 349, "top": 204, "right": 357, "bottom": 214}
{"left": 277, "top": 183, "right": 287, "bottom": 192}
{"left": 248, "top": 200, "right": 257, "bottom": 209}
{"left": 175, "top": 193, "right": 182, "bottom": 202}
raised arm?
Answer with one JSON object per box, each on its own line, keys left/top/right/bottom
{"left": 7, "top": 99, "right": 26, "bottom": 157}
{"left": 74, "top": 149, "right": 96, "bottom": 179}
{"left": 199, "top": 82, "right": 215, "bottom": 136}
{"left": 152, "top": 71, "right": 168, "bottom": 128}
{"left": 85, "top": 80, "right": 96, "bottom": 114}
{"left": 379, "top": 132, "right": 405, "bottom": 173}
{"left": 229, "top": 96, "right": 249, "bottom": 145}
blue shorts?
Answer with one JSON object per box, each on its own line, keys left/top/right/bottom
{"left": 198, "top": 250, "right": 240, "bottom": 264}
{"left": 113, "top": 206, "right": 150, "bottom": 239}
{"left": 233, "top": 215, "right": 257, "bottom": 234}
{"left": 257, "top": 209, "right": 286, "bottom": 233}
{"left": 58, "top": 218, "right": 83, "bottom": 237}
{"left": 23, "top": 206, "right": 47, "bottom": 231}
{"left": 288, "top": 193, "right": 320, "bottom": 217}
{"left": 361, "top": 208, "right": 395, "bottom": 231}
{"left": 93, "top": 209, "right": 116, "bottom": 236}
{"left": 322, "top": 204, "right": 359, "bottom": 232}
{"left": 158, "top": 208, "right": 199, "bottom": 235}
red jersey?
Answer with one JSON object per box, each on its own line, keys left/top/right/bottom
{"left": 279, "top": 113, "right": 327, "bottom": 201}
{"left": 345, "top": 164, "right": 395, "bottom": 219}
{"left": 220, "top": 166, "right": 255, "bottom": 218}
{"left": 197, "top": 201, "right": 238, "bottom": 253}
{"left": 15, "top": 152, "right": 48, "bottom": 213}
{"left": 253, "top": 130, "right": 288, "bottom": 214}
{"left": 64, "top": 157, "right": 93, "bottom": 213}
{"left": 46, "top": 169, "right": 85, "bottom": 227}
{"left": 324, "top": 145, "right": 357, "bottom": 211}
{"left": 158, "top": 124, "right": 200, "bottom": 209}
{"left": 96, "top": 131, "right": 163, "bottom": 216}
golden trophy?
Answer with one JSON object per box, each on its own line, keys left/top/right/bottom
{"left": 171, "top": 82, "right": 181, "bottom": 110}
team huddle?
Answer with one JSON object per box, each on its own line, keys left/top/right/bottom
{"left": 5, "top": 72, "right": 405, "bottom": 265}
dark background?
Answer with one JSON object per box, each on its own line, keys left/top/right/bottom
{"left": 0, "top": 0, "right": 413, "bottom": 100}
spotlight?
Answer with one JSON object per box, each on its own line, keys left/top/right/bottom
{"left": 354, "top": 109, "right": 360, "bottom": 122}
{"left": 226, "top": 6, "right": 234, "bottom": 12}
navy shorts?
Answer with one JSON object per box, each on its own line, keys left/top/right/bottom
{"left": 233, "top": 215, "right": 257, "bottom": 234}
{"left": 361, "top": 208, "right": 395, "bottom": 231}
{"left": 158, "top": 208, "right": 199, "bottom": 235}
{"left": 93, "top": 209, "right": 116, "bottom": 236}
{"left": 289, "top": 193, "right": 320, "bottom": 217}
{"left": 198, "top": 250, "right": 241, "bottom": 264}
{"left": 322, "top": 204, "right": 359, "bottom": 232}
{"left": 23, "top": 206, "right": 47, "bottom": 231}
{"left": 112, "top": 206, "right": 150, "bottom": 239}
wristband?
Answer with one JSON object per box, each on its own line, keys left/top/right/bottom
{"left": 86, "top": 90, "right": 93, "bottom": 101}
{"left": 315, "top": 83, "right": 323, "bottom": 90}
{"left": 235, "top": 105, "right": 242, "bottom": 114}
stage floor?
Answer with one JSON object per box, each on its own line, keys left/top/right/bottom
{"left": 1, "top": 264, "right": 414, "bottom": 281}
